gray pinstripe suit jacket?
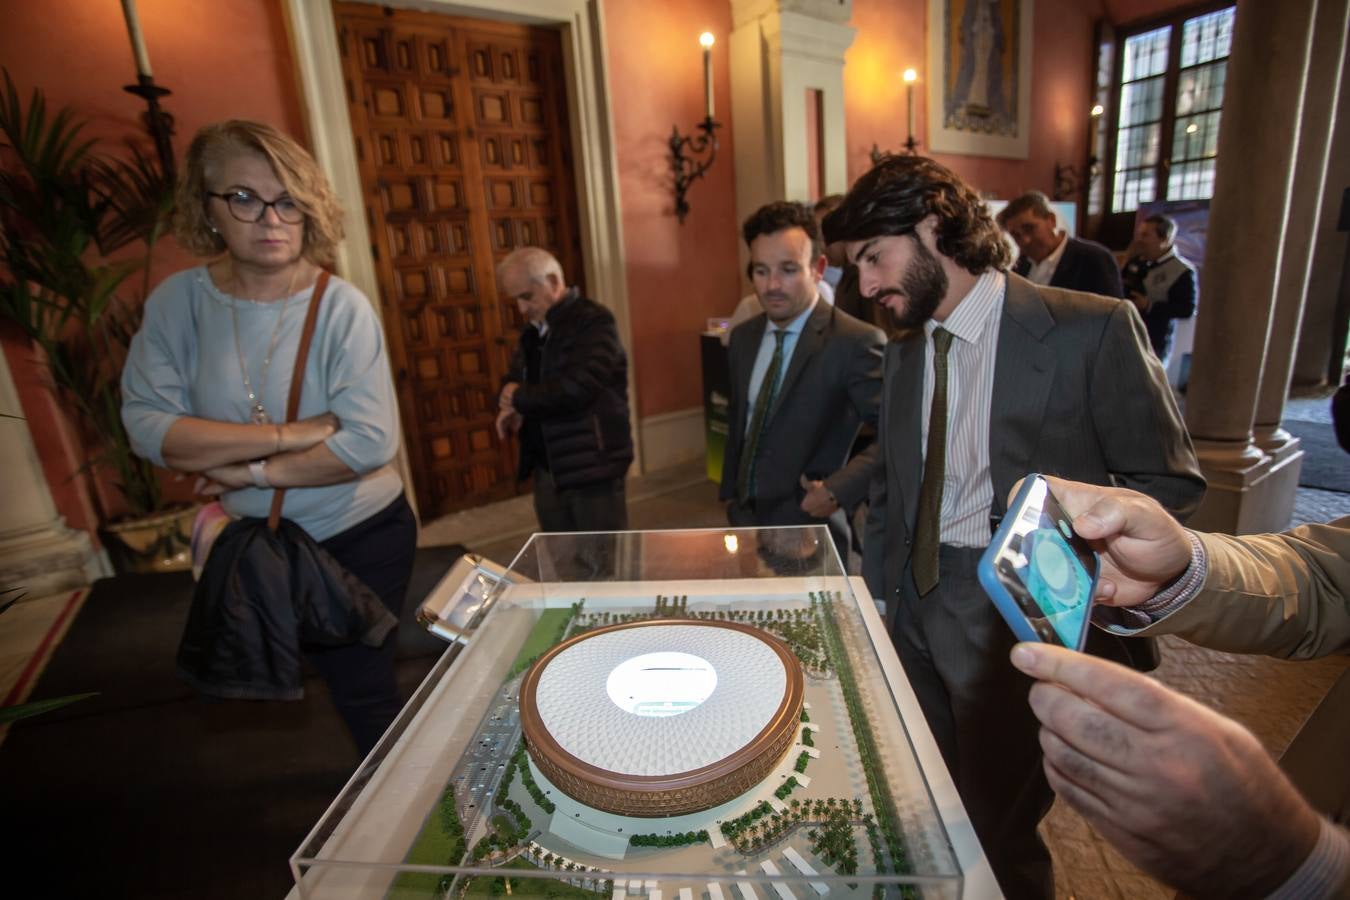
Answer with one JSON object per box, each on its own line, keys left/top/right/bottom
{"left": 863, "top": 273, "right": 1206, "bottom": 651}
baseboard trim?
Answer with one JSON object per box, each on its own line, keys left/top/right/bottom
{"left": 637, "top": 407, "right": 706, "bottom": 473}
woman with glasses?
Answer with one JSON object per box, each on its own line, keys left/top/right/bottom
{"left": 121, "top": 120, "right": 415, "bottom": 756}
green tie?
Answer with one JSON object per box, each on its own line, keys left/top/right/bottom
{"left": 913, "top": 327, "right": 953, "bottom": 596}
{"left": 737, "top": 329, "right": 787, "bottom": 505}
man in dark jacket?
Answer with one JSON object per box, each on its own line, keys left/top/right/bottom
{"left": 496, "top": 247, "right": 633, "bottom": 532}
{"left": 999, "top": 190, "right": 1125, "bottom": 298}
{"left": 720, "top": 202, "right": 885, "bottom": 566}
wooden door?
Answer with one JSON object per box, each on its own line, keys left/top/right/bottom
{"left": 336, "top": 3, "right": 585, "bottom": 518}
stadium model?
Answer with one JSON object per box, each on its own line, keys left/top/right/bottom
{"left": 519, "top": 620, "right": 805, "bottom": 817}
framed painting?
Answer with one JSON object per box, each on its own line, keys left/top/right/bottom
{"left": 927, "top": 0, "right": 1034, "bottom": 158}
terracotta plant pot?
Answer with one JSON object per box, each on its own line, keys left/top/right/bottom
{"left": 100, "top": 504, "right": 200, "bottom": 575}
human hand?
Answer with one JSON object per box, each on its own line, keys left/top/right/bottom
{"left": 499, "top": 382, "right": 520, "bottom": 413}
{"left": 495, "top": 408, "right": 522, "bottom": 441}
{"left": 280, "top": 412, "right": 339, "bottom": 452}
{"left": 799, "top": 475, "right": 839, "bottom": 518}
{"left": 194, "top": 463, "right": 251, "bottom": 496}
{"left": 1011, "top": 476, "right": 1192, "bottom": 608}
{"left": 1009, "top": 642, "right": 1322, "bottom": 898}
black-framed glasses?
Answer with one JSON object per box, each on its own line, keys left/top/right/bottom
{"left": 206, "top": 189, "right": 306, "bottom": 225}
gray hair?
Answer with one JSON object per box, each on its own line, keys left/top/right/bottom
{"left": 497, "top": 246, "right": 565, "bottom": 285}
{"left": 996, "top": 190, "right": 1056, "bottom": 228}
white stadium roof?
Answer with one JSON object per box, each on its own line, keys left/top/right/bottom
{"left": 534, "top": 622, "right": 789, "bottom": 776}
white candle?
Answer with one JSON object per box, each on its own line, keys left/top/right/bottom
{"left": 903, "top": 68, "right": 919, "bottom": 141}
{"left": 700, "top": 32, "right": 715, "bottom": 120}
{"left": 121, "top": 0, "right": 153, "bottom": 78}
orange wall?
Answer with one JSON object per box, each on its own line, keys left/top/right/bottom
{"left": 603, "top": 0, "right": 744, "bottom": 419}
{"left": 846, "top": 0, "right": 1108, "bottom": 199}
{"left": 0, "top": 0, "right": 304, "bottom": 522}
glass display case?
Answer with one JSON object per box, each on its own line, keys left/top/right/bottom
{"left": 290, "top": 526, "right": 994, "bottom": 900}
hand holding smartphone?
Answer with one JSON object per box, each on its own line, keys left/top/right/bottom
{"left": 977, "top": 474, "right": 1099, "bottom": 650}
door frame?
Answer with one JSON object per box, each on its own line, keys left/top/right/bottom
{"left": 281, "top": 0, "right": 642, "bottom": 495}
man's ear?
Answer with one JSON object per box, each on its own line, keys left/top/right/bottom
{"left": 811, "top": 253, "right": 827, "bottom": 280}
{"left": 545, "top": 271, "right": 566, "bottom": 297}
{"left": 915, "top": 214, "right": 941, "bottom": 250}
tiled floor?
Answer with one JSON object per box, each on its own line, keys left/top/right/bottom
{"left": 3, "top": 407, "right": 1346, "bottom": 897}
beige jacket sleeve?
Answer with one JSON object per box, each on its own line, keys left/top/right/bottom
{"left": 1137, "top": 517, "right": 1350, "bottom": 659}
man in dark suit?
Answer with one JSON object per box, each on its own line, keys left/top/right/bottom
{"left": 999, "top": 190, "right": 1124, "bottom": 298}
{"left": 823, "top": 157, "right": 1205, "bottom": 899}
{"left": 721, "top": 202, "right": 885, "bottom": 566}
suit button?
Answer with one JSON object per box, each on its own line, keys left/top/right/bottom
{"left": 904, "top": 537, "right": 911, "bottom": 546}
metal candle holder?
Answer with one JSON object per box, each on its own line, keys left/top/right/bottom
{"left": 122, "top": 74, "right": 176, "bottom": 183}
{"left": 670, "top": 116, "right": 721, "bottom": 224}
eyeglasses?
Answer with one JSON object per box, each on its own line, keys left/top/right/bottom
{"left": 206, "top": 190, "right": 306, "bottom": 225}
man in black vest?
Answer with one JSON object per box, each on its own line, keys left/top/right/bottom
{"left": 999, "top": 190, "right": 1124, "bottom": 298}
{"left": 496, "top": 247, "right": 633, "bottom": 533}
{"left": 1122, "top": 214, "right": 1199, "bottom": 362}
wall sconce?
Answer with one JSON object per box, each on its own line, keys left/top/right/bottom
{"left": 120, "top": 0, "right": 176, "bottom": 181}
{"left": 869, "top": 68, "right": 921, "bottom": 165}
{"left": 1052, "top": 103, "right": 1104, "bottom": 201}
{"left": 670, "top": 31, "right": 722, "bottom": 224}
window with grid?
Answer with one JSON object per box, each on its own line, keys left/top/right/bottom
{"left": 1110, "top": 6, "right": 1235, "bottom": 214}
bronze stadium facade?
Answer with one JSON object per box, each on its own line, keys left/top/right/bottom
{"left": 519, "top": 619, "right": 805, "bottom": 817}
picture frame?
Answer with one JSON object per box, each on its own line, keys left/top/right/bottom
{"left": 927, "top": 0, "right": 1035, "bottom": 159}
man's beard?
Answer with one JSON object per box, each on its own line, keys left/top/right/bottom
{"left": 876, "top": 239, "right": 948, "bottom": 329}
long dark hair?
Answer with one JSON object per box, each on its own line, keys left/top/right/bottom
{"left": 822, "top": 155, "right": 1010, "bottom": 275}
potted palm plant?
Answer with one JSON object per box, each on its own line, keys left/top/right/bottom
{"left": 0, "top": 70, "right": 188, "bottom": 573}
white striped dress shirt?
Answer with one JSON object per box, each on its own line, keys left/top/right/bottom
{"left": 921, "top": 270, "right": 1007, "bottom": 547}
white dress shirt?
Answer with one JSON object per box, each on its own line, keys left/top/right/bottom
{"left": 920, "top": 270, "right": 1006, "bottom": 547}
{"left": 1026, "top": 232, "right": 1068, "bottom": 286}
{"left": 744, "top": 296, "right": 819, "bottom": 435}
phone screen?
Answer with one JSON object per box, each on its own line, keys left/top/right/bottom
{"left": 991, "top": 478, "right": 1098, "bottom": 647}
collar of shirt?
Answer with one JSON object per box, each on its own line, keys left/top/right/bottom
{"left": 926, "top": 269, "right": 1005, "bottom": 346}
{"left": 1027, "top": 231, "right": 1068, "bottom": 285}
{"left": 774, "top": 293, "right": 819, "bottom": 337}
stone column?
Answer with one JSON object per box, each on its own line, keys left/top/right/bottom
{"left": 1292, "top": 40, "right": 1350, "bottom": 387}
{"left": 1248, "top": 0, "right": 1350, "bottom": 526}
{"left": 1183, "top": 0, "right": 1319, "bottom": 534}
{"left": 0, "top": 346, "right": 110, "bottom": 597}
{"left": 730, "top": 0, "right": 856, "bottom": 230}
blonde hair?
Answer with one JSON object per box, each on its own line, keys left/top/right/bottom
{"left": 174, "top": 120, "right": 345, "bottom": 265}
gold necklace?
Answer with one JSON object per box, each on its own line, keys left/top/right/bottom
{"left": 228, "top": 263, "right": 304, "bottom": 425}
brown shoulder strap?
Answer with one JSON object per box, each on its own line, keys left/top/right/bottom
{"left": 268, "top": 270, "right": 331, "bottom": 531}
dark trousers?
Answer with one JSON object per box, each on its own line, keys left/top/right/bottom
{"left": 313, "top": 493, "right": 417, "bottom": 756}
{"left": 892, "top": 544, "right": 1054, "bottom": 900}
{"left": 532, "top": 467, "right": 627, "bottom": 532}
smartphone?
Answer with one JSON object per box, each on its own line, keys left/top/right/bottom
{"left": 977, "top": 474, "right": 1099, "bottom": 650}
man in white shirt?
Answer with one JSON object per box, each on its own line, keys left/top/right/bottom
{"left": 822, "top": 157, "right": 1204, "bottom": 899}
{"left": 998, "top": 190, "right": 1124, "bottom": 298}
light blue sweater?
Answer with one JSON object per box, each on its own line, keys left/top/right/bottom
{"left": 122, "top": 267, "right": 404, "bottom": 541}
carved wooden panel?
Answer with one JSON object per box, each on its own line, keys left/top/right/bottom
{"left": 336, "top": 3, "right": 584, "bottom": 517}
